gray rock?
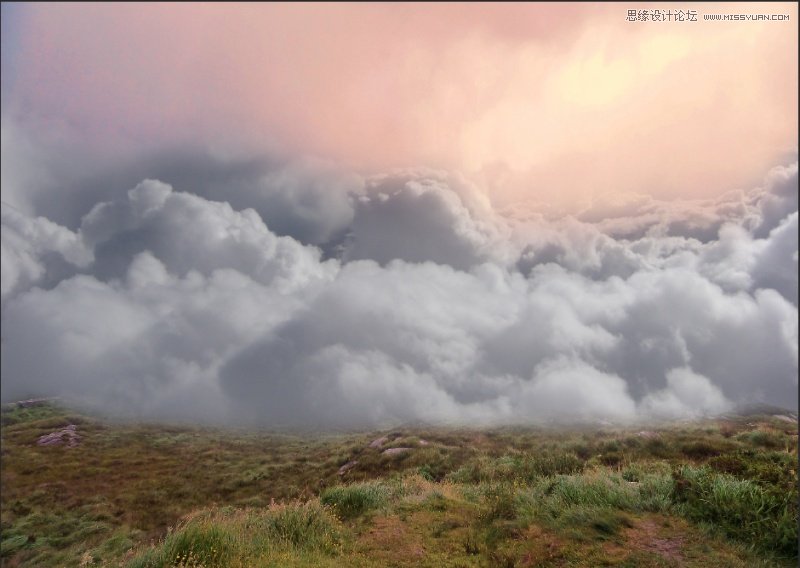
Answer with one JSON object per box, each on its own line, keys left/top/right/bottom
{"left": 636, "top": 431, "right": 659, "bottom": 439}
{"left": 37, "top": 424, "right": 80, "bottom": 448}
{"left": 382, "top": 447, "right": 412, "bottom": 456}
{"left": 338, "top": 460, "right": 358, "bottom": 475}
{"left": 369, "top": 436, "right": 389, "bottom": 449}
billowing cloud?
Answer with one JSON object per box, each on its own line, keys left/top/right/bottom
{"left": 640, "top": 367, "right": 730, "bottom": 420}
{"left": 341, "top": 170, "right": 512, "bottom": 269}
{"left": 1, "top": 205, "right": 92, "bottom": 301}
{"left": 80, "top": 179, "right": 338, "bottom": 291}
{"left": 1, "top": 161, "right": 796, "bottom": 426}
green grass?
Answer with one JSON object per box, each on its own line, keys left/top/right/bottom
{"left": 672, "top": 465, "right": 797, "bottom": 558}
{"left": 320, "top": 481, "right": 392, "bottom": 519}
{"left": 1, "top": 401, "right": 797, "bottom": 567}
{"left": 127, "top": 502, "right": 342, "bottom": 567}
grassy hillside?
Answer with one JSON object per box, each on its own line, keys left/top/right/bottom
{"left": 1, "top": 402, "right": 797, "bottom": 567}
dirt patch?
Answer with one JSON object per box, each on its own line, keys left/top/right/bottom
{"left": 358, "top": 515, "right": 426, "bottom": 562}
{"left": 625, "top": 519, "right": 684, "bottom": 565}
{"left": 519, "top": 525, "right": 564, "bottom": 567}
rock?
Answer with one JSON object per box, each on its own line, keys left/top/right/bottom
{"left": 17, "top": 397, "right": 58, "bottom": 409}
{"left": 338, "top": 460, "right": 358, "bottom": 475}
{"left": 37, "top": 425, "right": 80, "bottom": 448}
{"left": 636, "top": 431, "right": 659, "bottom": 439}
{"left": 418, "top": 439, "right": 430, "bottom": 446}
{"left": 382, "top": 447, "right": 412, "bottom": 456}
{"left": 369, "top": 436, "right": 389, "bottom": 449}
{"left": 774, "top": 415, "right": 797, "bottom": 424}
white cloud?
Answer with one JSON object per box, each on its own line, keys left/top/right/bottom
{"left": 640, "top": 367, "right": 731, "bottom": 419}
{"left": 0, "top": 161, "right": 797, "bottom": 426}
{"left": 1, "top": 204, "right": 92, "bottom": 301}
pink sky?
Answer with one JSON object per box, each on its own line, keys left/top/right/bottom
{"left": 5, "top": 3, "right": 798, "bottom": 206}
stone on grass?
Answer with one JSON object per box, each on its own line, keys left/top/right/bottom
{"left": 37, "top": 425, "right": 80, "bottom": 448}
{"left": 338, "top": 460, "right": 358, "bottom": 475}
{"left": 369, "top": 436, "right": 389, "bottom": 449}
{"left": 382, "top": 447, "right": 412, "bottom": 456}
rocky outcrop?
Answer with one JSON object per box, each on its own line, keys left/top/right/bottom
{"left": 37, "top": 424, "right": 80, "bottom": 448}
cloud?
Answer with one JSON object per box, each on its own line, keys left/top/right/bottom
{"left": 341, "top": 170, "right": 513, "bottom": 269}
{"left": 640, "top": 367, "right": 731, "bottom": 420}
{"left": 1, "top": 204, "right": 92, "bottom": 302}
{"left": 80, "top": 179, "right": 338, "bottom": 291}
{"left": 0, "top": 162, "right": 797, "bottom": 426}
{"left": 5, "top": 4, "right": 796, "bottom": 206}
{"left": 577, "top": 163, "right": 799, "bottom": 243}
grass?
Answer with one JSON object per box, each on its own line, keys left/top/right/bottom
{"left": 1, "top": 401, "right": 797, "bottom": 566}
{"left": 320, "top": 481, "right": 392, "bottom": 519}
{"left": 672, "top": 465, "right": 797, "bottom": 557}
{"left": 127, "top": 502, "right": 342, "bottom": 568}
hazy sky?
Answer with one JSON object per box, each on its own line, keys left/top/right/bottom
{"left": 3, "top": 3, "right": 797, "bottom": 205}
{"left": 1, "top": 4, "right": 797, "bottom": 426}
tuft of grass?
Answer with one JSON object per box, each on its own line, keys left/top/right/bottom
{"left": 127, "top": 501, "right": 342, "bottom": 567}
{"left": 0, "top": 404, "right": 66, "bottom": 427}
{"left": 128, "top": 521, "right": 233, "bottom": 568}
{"left": 736, "top": 429, "right": 786, "bottom": 449}
{"left": 320, "top": 481, "right": 392, "bottom": 519}
{"left": 447, "top": 451, "right": 583, "bottom": 484}
{"left": 477, "top": 483, "right": 518, "bottom": 522}
{"left": 557, "top": 507, "right": 633, "bottom": 540}
{"left": 254, "top": 501, "right": 342, "bottom": 551}
{"left": 672, "top": 465, "right": 798, "bottom": 559}
{"left": 708, "top": 449, "right": 797, "bottom": 490}
{"left": 515, "top": 469, "right": 674, "bottom": 529}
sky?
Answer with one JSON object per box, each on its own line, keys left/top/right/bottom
{"left": 1, "top": 3, "right": 797, "bottom": 427}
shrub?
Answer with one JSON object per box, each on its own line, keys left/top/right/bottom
{"left": 679, "top": 440, "right": 725, "bottom": 459}
{"left": 621, "top": 466, "right": 640, "bottom": 482}
{"left": 736, "top": 429, "right": 784, "bottom": 449}
{"left": 478, "top": 483, "right": 518, "bottom": 522}
{"left": 708, "top": 449, "right": 797, "bottom": 490}
{"left": 598, "top": 451, "right": 623, "bottom": 467}
{"left": 417, "top": 464, "right": 436, "bottom": 481}
{"left": 643, "top": 437, "right": 672, "bottom": 459}
{"left": 567, "top": 442, "right": 593, "bottom": 460}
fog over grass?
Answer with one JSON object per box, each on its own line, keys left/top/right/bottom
{"left": 1, "top": 152, "right": 797, "bottom": 427}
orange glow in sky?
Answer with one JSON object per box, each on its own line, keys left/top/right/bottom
{"left": 6, "top": 3, "right": 797, "bottom": 206}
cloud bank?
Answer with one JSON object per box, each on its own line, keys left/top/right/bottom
{"left": 1, "top": 160, "right": 796, "bottom": 427}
